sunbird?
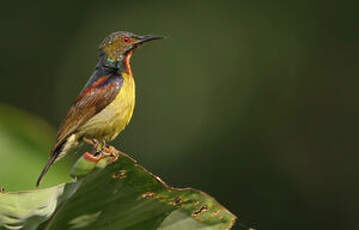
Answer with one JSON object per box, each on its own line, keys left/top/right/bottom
{"left": 36, "top": 31, "right": 163, "bottom": 186}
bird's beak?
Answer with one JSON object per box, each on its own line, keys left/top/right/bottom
{"left": 136, "top": 34, "right": 165, "bottom": 44}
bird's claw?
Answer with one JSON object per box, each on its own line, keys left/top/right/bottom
{"left": 82, "top": 137, "right": 118, "bottom": 162}
{"left": 101, "top": 145, "right": 119, "bottom": 163}
{"left": 89, "top": 145, "right": 119, "bottom": 163}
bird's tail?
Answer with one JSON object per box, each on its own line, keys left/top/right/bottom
{"left": 36, "top": 141, "right": 66, "bottom": 187}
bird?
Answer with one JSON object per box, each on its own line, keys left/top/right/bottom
{"left": 36, "top": 31, "right": 163, "bottom": 187}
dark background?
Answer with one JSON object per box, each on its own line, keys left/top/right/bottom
{"left": 0, "top": 0, "right": 358, "bottom": 229}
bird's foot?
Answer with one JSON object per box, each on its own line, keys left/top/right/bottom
{"left": 101, "top": 145, "right": 119, "bottom": 163}
{"left": 85, "top": 143, "right": 117, "bottom": 163}
{"left": 83, "top": 137, "right": 118, "bottom": 163}
{"left": 87, "top": 150, "right": 118, "bottom": 163}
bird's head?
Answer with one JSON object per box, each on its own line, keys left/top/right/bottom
{"left": 99, "top": 31, "right": 163, "bottom": 72}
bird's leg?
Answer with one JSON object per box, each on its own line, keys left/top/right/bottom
{"left": 83, "top": 137, "right": 98, "bottom": 148}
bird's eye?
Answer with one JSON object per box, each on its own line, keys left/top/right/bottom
{"left": 122, "top": 36, "right": 131, "bottom": 43}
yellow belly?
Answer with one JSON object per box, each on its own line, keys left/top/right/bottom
{"left": 78, "top": 72, "right": 135, "bottom": 141}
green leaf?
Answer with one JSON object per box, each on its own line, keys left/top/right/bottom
{"left": 0, "top": 104, "right": 236, "bottom": 229}
{"left": 0, "top": 150, "right": 236, "bottom": 230}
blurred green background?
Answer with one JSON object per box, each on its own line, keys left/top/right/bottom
{"left": 0, "top": 0, "right": 358, "bottom": 229}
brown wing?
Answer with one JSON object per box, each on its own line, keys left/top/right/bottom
{"left": 53, "top": 75, "right": 123, "bottom": 151}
